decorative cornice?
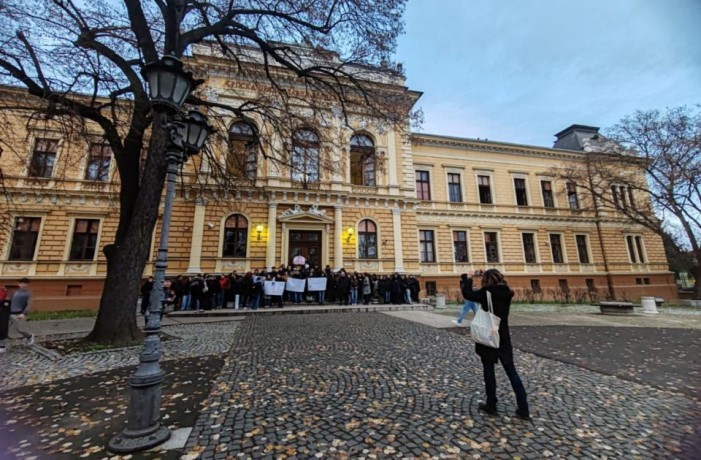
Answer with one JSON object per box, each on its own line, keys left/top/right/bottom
{"left": 412, "top": 133, "right": 584, "bottom": 161}
{"left": 280, "top": 204, "right": 328, "bottom": 218}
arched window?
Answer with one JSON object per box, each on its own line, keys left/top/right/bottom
{"left": 291, "top": 128, "right": 320, "bottom": 184}
{"left": 358, "top": 219, "right": 378, "bottom": 259}
{"left": 222, "top": 214, "right": 248, "bottom": 257}
{"left": 228, "top": 121, "right": 258, "bottom": 180}
{"left": 350, "top": 134, "right": 376, "bottom": 186}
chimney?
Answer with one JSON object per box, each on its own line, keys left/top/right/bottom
{"left": 553, "top": 124, "right": 600, "bottom": 151}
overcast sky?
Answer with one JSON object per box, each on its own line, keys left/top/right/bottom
{"left": 396, "top": 0, "right": 701, "bottom": 148}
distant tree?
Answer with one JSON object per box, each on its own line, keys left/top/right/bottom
{"left": 557, "top": 106, "right": 701, "bottom": 299}
{"left": 662, "top": 231, "right": 696, "bottom": 279}
{"left": 0, "top": 0, "right": 415, "bottom": 345}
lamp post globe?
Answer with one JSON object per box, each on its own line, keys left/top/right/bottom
{"left": 141, "top": 55, "right": 194, "bottom": 114}
{"left": 182, "top": 110, "right": 214, "bottom": 153}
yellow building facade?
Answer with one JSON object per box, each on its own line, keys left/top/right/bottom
{"left": 0, "top": 46, "right": 675, "bottom": 309}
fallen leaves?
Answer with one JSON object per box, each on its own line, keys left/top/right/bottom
{"left": 0, "top": 355, "right": 225, "bottom": 460}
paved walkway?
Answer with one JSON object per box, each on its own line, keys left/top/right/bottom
{"left": 391, "top": 307, "right": 701, "bottom": 329}
{"left": 0, "top": 317, "right": 240, "bottom": 391}
{"left": 2, "top": 308, "right": 701, "bottom": 458}
{"left": 183, "top": 313, "right": 701, "bottom": 459}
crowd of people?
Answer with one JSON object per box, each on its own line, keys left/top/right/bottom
{"left": 139, "top": 265, "right": 422, "bottom": 313}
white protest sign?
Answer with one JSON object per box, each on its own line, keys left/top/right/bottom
{"left": 307, "top": 277, "right": 327, "bottom": 292}
{"left": 285, "top": 277, "right": 306, "bottom": 292}
{"left": 264, "top": 280, "right": 286, "bottom": 296}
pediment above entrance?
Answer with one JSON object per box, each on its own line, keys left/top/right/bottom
{"left": 278, "top": 204, "right": 334, "bottom": 223}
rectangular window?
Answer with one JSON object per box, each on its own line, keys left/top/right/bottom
{"left": 453, "top": 230, "right": 469, "bottom": 263}
{"left": 419, "top": 229, "right": 435, "bottom": 263}
{"left": 69, "top": 219, "right": 100, "bottom": 260}
{"left": 558, "top": 279, "right": 569, "bottom": 293}
{"left": 478, "top": 175, "right": 492, "bottom": 204}
{"left": 8, "top": 217, "right": 42, "bottom": 260}
{"left": 416, "top": 171, "right": 431, "bottom": 201}
{"left": 28, "top": 138, "right": 58, "bottom": 178}
{"left": 447, "top": 173, "right": 462, "bottom": 203}
{"left": 586, "top": 279, "right": 596, "bottom": 292}
{"left": 635, "top": 236, "right": 645, "bottom": 263}
{"left": 291, "top": 150, "right": 319, "bottom": 183}
{"left": 484, "top": 231, "right": 499, "bottom": 263}
{"left": 530, "top": 279, "right": 541, "bottom": 293}
{"left": 541, "top": 181, "right": 555, "bottom": 208}
{"left": 576, "top": 235, "right": 590, "bottom": 263}
{"left": 425, "top": 281, "right": 437, "bottom": 296}
{"left": 85, "top": 143, "right": 112, "bottom": 181}
{"left": 612, "top": 185, "right": 629, "bottom": 210}
{"left": 636, "top": 278, "right": 643, "bottom": 285}
{"left": 514, "top": 178, "right": 528, "bottom": 206}
{"left": 567, "top": 182, "right": 579, "bottom": 209}
{"left": 643, "top": 277, "right": 650, "bottom": 285}
{"left": 522, "top": 233, "right": 537, "bottom": 263}
{"left": 619, "top": 186, "right": 628, "bottom": 209}
{"left": 550, "top": 233, "right": 564, "bottom": 263}
{"left": 625, "top": 235, "right": 647, "bottom": 264}
{"left": 626, "top": 236, "right": 637, "bottom": 263}
{"left": 627, "top": 187, "right": 635, "bottom": 207}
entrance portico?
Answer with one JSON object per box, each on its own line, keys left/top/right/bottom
{"left": 277, "top": 205, "right": 335, "bottom": 270}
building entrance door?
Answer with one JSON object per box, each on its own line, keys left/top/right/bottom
{"left": 288, "top": 230, "right": 322, "bottom": 267}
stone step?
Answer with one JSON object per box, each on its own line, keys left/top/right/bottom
{"left": 167, "top": 303, "right": 433, "bottom": 318}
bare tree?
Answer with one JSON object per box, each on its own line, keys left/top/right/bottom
{"left": 556, "top": 106, "right": 701, "bottom": 299}
{"left": 0, "top": 0, "right": 415, "bottom": 345}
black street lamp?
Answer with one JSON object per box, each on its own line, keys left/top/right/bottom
{"left": 109, "top": 57, "right": 212, "bottom": 454}
{"left": 141, "top": 55, "right": 195, "bottom": 114}
{"left": 182, "top": 110, "right": 213, "bottom": 152}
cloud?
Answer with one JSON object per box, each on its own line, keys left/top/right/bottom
{"left": 397, "top": 0, "right": 701, "bottom": 146}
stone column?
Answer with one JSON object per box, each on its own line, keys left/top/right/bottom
{"left": 265, "top": 202, "right": 278, "bottom": 271}
{"left": 387, "top": 130, "right": 399, "bottom": 192}
{"left": 392, "top": 207, "right": 405, "bottom": 272}
{"left": 334, "top": 205, "right": 343, "bottom": 271}
{"left": 185, "top": 196, "right": 206, "bottom": 274}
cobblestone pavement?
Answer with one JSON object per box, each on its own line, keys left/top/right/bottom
{"left": 0, "top": 322, "right": 238, "bottom": 391}
{"left": 185, "top": 313, "right": 701, "bottom": 459}
{"left": 511, "top": 326, "right": 701, "bottom": 399}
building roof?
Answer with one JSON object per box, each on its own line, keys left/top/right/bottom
{"left": 552, "top": 124, "right": 601, "bottom": 151}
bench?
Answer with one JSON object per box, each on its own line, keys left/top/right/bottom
{"left": 596, "top": 301, "right": 636, "bottom": 315}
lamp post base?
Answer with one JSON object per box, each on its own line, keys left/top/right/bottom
{"left": 108, "top": 425, "right": 171, "bottom": 453}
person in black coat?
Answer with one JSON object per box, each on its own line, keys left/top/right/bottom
{"left": 462, "top": 269, "right": 530, "bottom": 420}
{"left": 140, "top": 276, "right": 154, "bottom": 317}
{"left": 335, "top": 270, "right": 351, "bottom": 305}
{"left": 379, "top": 276, "right": 391, "bottom": 304}
{"left": 189, "top": 275, "right": 204, "bottom": 311}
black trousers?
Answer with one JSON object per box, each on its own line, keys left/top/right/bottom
{"left": 481, "top": 350, "right": 529, "bottom": 414}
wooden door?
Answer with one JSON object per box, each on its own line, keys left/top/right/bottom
{"left": 289, "top": 230, "right": 322, "bottom": 267}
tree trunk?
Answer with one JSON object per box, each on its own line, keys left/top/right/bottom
{"left": 85, "top": 240, "right": 148, "bottom": 346}
{"left": 86, "top": 117, "right": 168, "bottom": 345}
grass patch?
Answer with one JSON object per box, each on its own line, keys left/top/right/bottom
{"left": 28, "top": 310, "right": 97, "bottom": 321}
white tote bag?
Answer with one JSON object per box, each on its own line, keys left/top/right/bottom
{"left": 470, "top": 290, "right": 501, "bottom": 348}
